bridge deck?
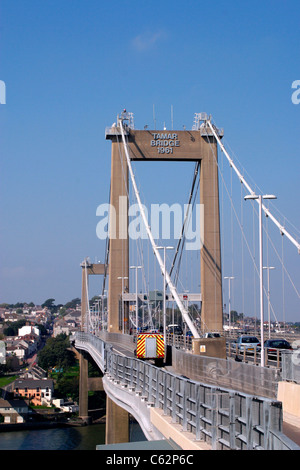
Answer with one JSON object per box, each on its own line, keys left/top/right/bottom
{"left": 74, "top": 332, "right": 300, "bottom": 450}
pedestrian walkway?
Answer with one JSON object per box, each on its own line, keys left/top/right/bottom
{"left": 283, "top": 413, "right": 300, "bottom": 446}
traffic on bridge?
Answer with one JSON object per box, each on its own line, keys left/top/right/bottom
{"left": 74, "top": 112, "right": 300, "bottom": 451}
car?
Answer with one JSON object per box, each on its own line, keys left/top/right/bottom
{"left": 204, "top": 332, "right": 221, "bottom": 338}
{"left": 264, "top": 339, "right": 292, "bottom": 357}
{"left": 166, "top": 324, "right": 183, "bottom": 335}
{"left": 234, "top": 335, "right": 261, "bottom": 353}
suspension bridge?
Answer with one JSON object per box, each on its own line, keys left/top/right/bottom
{"left": 73, "top": 110, "right": 300, "bottom": 450}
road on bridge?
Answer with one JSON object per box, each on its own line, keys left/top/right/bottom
{"left": 105, "top": 334, "right": 300, "bottom": 448}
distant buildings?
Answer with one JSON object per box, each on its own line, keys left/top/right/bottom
{"left": 53, "top": 310, "right": 81, "bottom": 337}
{"left": 13, "top": 378, "right": 54, "bottom": 407}
{"left": 0, "top": 303, "right": 82, "bottom": 425}
{"left": 18, "top": 325, "right": 40, "bottom": 337}
{"left": 0, "top": 398, "right": 29, "bottom": 424}
{"left": 0, "top": 303, "right": 82, "bottom": 368}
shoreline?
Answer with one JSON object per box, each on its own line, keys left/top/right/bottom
{"left": 0, "top": 415, "right": 106, "bottom": 432}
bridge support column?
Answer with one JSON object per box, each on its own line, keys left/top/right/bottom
{"left": 200, "top": 138, "right": 223, "bottom": 333}
{"left": 78, "top": 350, "right": 91, "bottom": 423}
{"left": 105, "top": 396, "right": 129, "bottom": 444}
{"left": 108, "top": 139, "right": 129, "bottom": 333}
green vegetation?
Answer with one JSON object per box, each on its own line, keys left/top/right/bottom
{"left": 3, "top": 319, "right": 27, "bottom": 336}
{"left": 0, "top": 375, "right": 17, "bottom": 387}
{"left": 37, "top": 334, "right": 103, "bottom": 408}
{"left": 0, "top": 297, "right": 81, "bottom": 315}
{"left": 0, "top": 302, "right": 35, "bottom": 309}
{"left": 37, "top": 334, "right": 79, "bottom": 401}
{"left": 38, "top": 334, "right": 76, "bottom": 371}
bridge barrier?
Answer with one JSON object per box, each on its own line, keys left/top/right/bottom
{"left": 74, "top": 332, "right": 106, "bottom": 372}
{"left": 74, "top": 332, "right": 299, "bottom": 450}
{"left": 98, "top": 331, "right": 136, "bottom": 350}
{"left": 281, "top": 350, "right": 300, "bottom": 384}
{"left": 172, "top": 347, "right": 280, "bottom": 399}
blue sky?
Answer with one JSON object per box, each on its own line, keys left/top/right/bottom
{"left": 0, "top": 0, "right": 299, "bottom": 322}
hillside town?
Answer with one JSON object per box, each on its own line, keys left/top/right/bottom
{"left": 0, "top": 299, "right": 83, "bottom": 425}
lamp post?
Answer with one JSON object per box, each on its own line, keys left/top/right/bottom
{"left": 263, "top": 266, "right": 275, "bottom": 339}
{"left": 98, "top": 289, "right": 108, "bottom": 331}
{"left": 224, "top": 276, "right": 235, "bottom": 334}
{"left": 118, "top": 276, "right": 128, "bottom": 333}
{"left": 156, "top": 246, "right": 174, "bottom": 354}
{"left": 130, "top": 266, "right": 142, "bottom": 333}
{"left": 95, "top": 299, "right": 101, "bottom": 334}
{"left": 98, "top": 295, "right": 104, "bottom": 331}
{"left": 245, "top": 194, "right": 277, "bottom": 366}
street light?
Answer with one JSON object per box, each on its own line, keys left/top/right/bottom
{"left": 156, "top": 246, "right": 174, "bottom": 355}
{"left": 263, "top": 266, "right": 275, "bottom": 339}
{"left": 245, "top": 193, "right": 277, "bottom": 366}
{"left": 224, "top": 276, "right": 235, "bottom": 334}
{"left": 94, "top": 299, "right": 101, "bottom": 334}
{"left": 130, "top": 266, "right": 142, "bottom": 333}
{"left": 98, "top": 292, "right": 106, "bottom": 331}
{"left": 118, "top": 276, "right": 128, "bottom": 333}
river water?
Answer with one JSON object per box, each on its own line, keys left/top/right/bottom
{"left": 0, "top": 422, "right": 145, "bottom": 450}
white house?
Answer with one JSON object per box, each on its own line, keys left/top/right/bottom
{"left": 52, "top": 398, "right": 79, "bottom": 413}
{"left": 0, "top": 398, "right": 29, "bottom": 423}
{"left": 18, "top": 325, "right": 40, "bottom": 337}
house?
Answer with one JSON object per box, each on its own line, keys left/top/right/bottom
{"left": 52, "top": 398, "right": 79, "bottom": 413}
{"left": 7, "top": 342, "right": 27, "bottom": 362}
{"left": 5, "top": 334, "right": 39, "bottom": 364}
{"left": 13, "top": 378, "right": 54, "bottom": 407}
{"left": 0, "top": 398, "right": 29, "bottom": 423}
{"left": 0, "top": 340, "right": 6, "bottom": 365}
{"left": 4, "top": 312, "right": 19, "bottom": 323}
{"left": 53, "top": 316, "right": 79, "bottom": 337}
{"left": 18, "top": 325, "right": 40, "bottom": 337}
{"left": 53, "top": 318, "right": 71, "bottom": 337}
{"left": 64, "top": 310, "right": 81, "bottom": 325}
{"left": 20, "top": 334, "right": 40, "bottom": 353}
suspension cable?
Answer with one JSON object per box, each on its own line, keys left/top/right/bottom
{"left": 202, "top": 125, "right": 281, "bottom": 325}
{"left": 118, "top": 118, "right": 200, "bottom": 338}
{"left": 206, "top": 119, "right": 300, "bottom": 254}
{"left": 170, "top": 161, "right": 200, "bottom": 278}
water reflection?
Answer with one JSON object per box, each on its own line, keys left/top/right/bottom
{"left": 0, "top": 424, "right": 105, "bottom": 450}
{"left": 0, "top": 421, "right": 145, "bottom": 450}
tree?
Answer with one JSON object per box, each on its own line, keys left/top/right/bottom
{"left": 59, "top": 306, "right": 66, "bottom": 316}
{"left": 55, "top": 375, "right": 79, "bottom": 401}
{"left": 64, "top": 298, "right": 81, "bottom": 310}
{"left": 3, "top": 319, "right": 27, "bottom": 336}
{"left": 230, "top": 310, "right": 243, "bottom": 323}
{"left": 42, "top": 298, "right": 57, "bottom": 314}
{"left": 37, "top": 334, "right": 76, "bottom": 371}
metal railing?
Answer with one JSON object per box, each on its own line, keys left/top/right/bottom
{"left": 167, "top": 332, "right": 300, "bottom": 370}
{"left": 281, "top": 350, "right": 300, "bottom": 384}
{"left": 227, "top": 342, "right": 298, "bottom": 369}
{"left": 166, "top": 332, "right": 193, "bottom": 350}
{"left": 172, "top": 347, "right": 281, "bottom": 400}
{"left": 74, "top": 332, "right": 299, "bottom": 450}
